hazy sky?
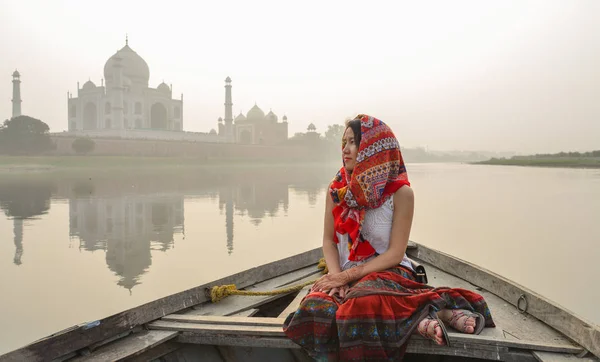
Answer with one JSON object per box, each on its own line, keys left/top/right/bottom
{"left": 1, "top": 0, "right": 599, "bottom": 153}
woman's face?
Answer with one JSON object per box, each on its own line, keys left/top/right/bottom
{"left": 342, "top": 126, "right": 359, "bottom": 172}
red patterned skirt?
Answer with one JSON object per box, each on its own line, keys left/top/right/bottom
{"left": 282, "top": 266, "right": 495, "bottom": 361}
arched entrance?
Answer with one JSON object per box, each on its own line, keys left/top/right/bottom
{"left": 83, "top": 103, "right": 97, "bottom": 130}
{"left": 150, "top": 103, "right": 168, "bottom": 129}
{"left": 240, "top": 130, "right": 252, "bottom": 144}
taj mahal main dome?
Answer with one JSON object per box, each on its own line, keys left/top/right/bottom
{"left": 103, "top": 43, "right": 150, "bottom": 88}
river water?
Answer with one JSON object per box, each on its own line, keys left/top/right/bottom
{"left": 0, "top": 163, "right": 598, "bottom": 354}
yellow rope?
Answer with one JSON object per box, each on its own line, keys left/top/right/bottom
{"left": 209, "top": 258, "right": 327, "bottom": 303}
{"left": 317, "top": 257, "right": 328, "bottom": 274}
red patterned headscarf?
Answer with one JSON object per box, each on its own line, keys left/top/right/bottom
{"left": 329, "top": 114, "right": 410, "bottom": 261}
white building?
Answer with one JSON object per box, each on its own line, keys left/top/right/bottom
{"left": 9, "top": 37, "right": 292, "bottom": 144}
{"left": 67, "top": 38, "right": 185, "bottom": 135}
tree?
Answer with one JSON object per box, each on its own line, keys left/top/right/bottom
{"left": 72, "top": 137, "right": 96, "bottom": 155}
{"left": 324, "top": 124, "right": 345, "bottom": 143}
{"left": 0, "top": 115, "right": 55, "bottom": 155}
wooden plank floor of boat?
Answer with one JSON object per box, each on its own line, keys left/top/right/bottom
{"left": 63, "top": 241, "right": 597, "bottom": 362}
{"left": 141, "top": 255, "right": 594, "bottom": 361}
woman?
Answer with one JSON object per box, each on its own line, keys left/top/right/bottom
{"left": 283, "top": 114, "right": 495, "bottom": 361}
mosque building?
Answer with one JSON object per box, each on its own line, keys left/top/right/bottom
{"left": 216, "top": 77, "right": 289, "bottom": 145}
{"left": 218, "top": 104, "right": 289, "bottom": 145}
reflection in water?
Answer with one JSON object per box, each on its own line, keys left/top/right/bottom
{"left": 219, "top": 188, "right": 235, "bottom": 255}
{"left": 221, "top": 181, "right": 289, "bottom": 225}
{"left": 0, "top": 180, "right": 55, "bottom": 265}
{"left": 0, "top": 167, "right": 330, "bottom": 291}
{"left": 218, "top": 179, "right": 292, "bottom": 253}
{"left": 69, "top": 196, "right": 184, "bottom": 291}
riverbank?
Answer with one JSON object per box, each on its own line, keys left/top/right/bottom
{"left": 475, "top": 157, "right": 600, "bottom": 168}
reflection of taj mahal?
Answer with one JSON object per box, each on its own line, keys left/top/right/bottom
{"left": 1, "top": 170, "right": 326, "bottom": 291}
{"left": 69, "top": 196, "right": 184, "bottom": 290}
{"left": 65, "top": 37, "right": 289, "bottom": 145}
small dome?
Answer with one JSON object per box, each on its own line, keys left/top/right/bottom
{"left": 12, "top": 70, "right": 20, "bottom": 77}
{"left": 225, "top": 76, "right": 231, "bottom": 83}
{"left": 210, "top": 129, "right": 217, "bottom": 135}
{"left": 218, "top": 117, "right": 223, "bottom": 123}
{"left": 308, "top": 123, "right": 316, "bottom": 131}
{"left": 234, "top": 112, "right": 246, "bottom": 123}
{"left": 282, "top": 114, "right": 288, "bottom": 121}
{"left": 82, "top": 80, "right": 96, "bottom": 90}
{"left": 266, "top": 109, "right": 278, "bottom": 123}
{"left": 246, "top": 104, "right": 265, "bottom": 121}
{"left": 157, "top": 82, "right": 170, "bottom": 93}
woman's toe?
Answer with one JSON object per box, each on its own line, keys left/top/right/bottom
{"left": 431, "top": 323, "right": 445, "bottom": 346}
{"left": 464, "top": 316, "right": 476, "bottom": 334}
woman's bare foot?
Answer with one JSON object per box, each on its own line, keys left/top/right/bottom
{"left": 417, "top": 316, "right": 446, "bottom": 345}
{"left": 437, "top": 309, "right": 477, "bottom": 334}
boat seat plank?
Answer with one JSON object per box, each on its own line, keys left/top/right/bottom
{"left": 532, "top": 351, "right": 599, "bottom": 362}
{"left": 278, "top": 286, "right": 311, "bottom": 318}
{"left": 178, "top": 331, "right": 537, "bottom": 361}
{"left": 231, "top": 308, "right": 259, "bottom": 317}
{"left": 69, "top": 330, "right": 178, "bottom": 362}
{"left": 177, "top": 332, "right": 299, "bottom": 349}
{"left": 421, "top": 260, "right": 579, "bottom": 348}
{"left": 150, "top": 320, "right": 284, "bottom": 337}
{"left": 147, "top": 317, "right": 584, "bottom": 355}
{"left": 448, "top": 333, "right": 583, "bottom": 354}
{"left": 162, "top": 314, "right": 286, "bottom": 326}
{"left": 184, "top": 265, "right": 321, "bottom": 317}
{"left": 178, "top": 330, "right": 533, "bottom": 361}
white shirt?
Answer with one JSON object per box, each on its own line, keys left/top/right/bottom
{"left": 336, "top": 196, "right": 414, "bottom": 271}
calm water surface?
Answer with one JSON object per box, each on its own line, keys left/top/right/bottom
{"left": 0, "top": 163, "right": 598, "bottom": 354}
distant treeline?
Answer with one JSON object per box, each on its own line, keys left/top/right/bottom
{"left": 476, "top": 149, "right": 600, "bottom": 168}
{"left": 513, "top": 150, "right": 600, "bottom": 159}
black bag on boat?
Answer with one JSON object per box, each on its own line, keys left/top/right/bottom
{"left": 409, "top": 259, "right": 428, "bottom": 284}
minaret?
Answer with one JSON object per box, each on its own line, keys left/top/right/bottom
{"left": 12, "top": 70, "right": 22, "bottom": 118}
{"left": 224, "top": 77, "right": 234, "bottom": 142}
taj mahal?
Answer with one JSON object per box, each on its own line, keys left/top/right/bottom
{"left": 49, "top": 37, "right": 288, "bottom": 145}
{"left": 68, "top": 38, "right": 183, "bottom": 134}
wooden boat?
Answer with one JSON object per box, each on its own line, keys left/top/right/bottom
{"left": 1, "top": 241, "right": 598, "bottom": 362}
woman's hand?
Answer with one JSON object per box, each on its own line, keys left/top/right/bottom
{"left": 328, "top": 284, "right": 350, "bottom": 299}
{"left": 313, "top": 271, "right": 352, "bottom": 293}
